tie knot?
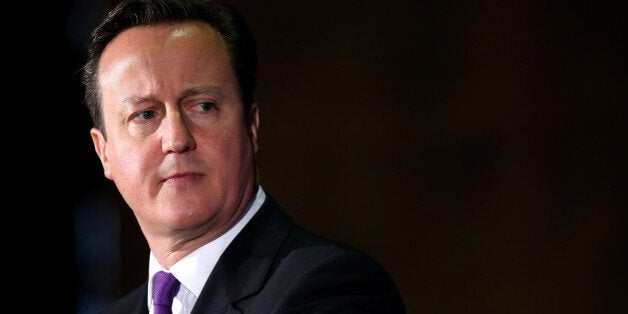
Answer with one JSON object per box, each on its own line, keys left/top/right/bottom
{"left": 152, "top": 271, "right": 180, "bottom": 311}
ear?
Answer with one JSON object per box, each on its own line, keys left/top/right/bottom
{"left": 247, "top": 102, "right": 260, "bottom": 154}
{"left": 90, "top": 128, "right": 113, "bottom": 180}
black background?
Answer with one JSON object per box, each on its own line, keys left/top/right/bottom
{"left": 18, "top": 0, "right": 626, "bottom": 313}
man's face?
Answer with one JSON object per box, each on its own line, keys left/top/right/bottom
{"left": 91, "top": 21, "right": 259, "bottom": 240}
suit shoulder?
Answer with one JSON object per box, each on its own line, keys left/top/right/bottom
{"left": 278, "top": 225, "right": 396, "bottom": 283}
{"left": 264, "top": 225, "right": 406, "bottom": 312}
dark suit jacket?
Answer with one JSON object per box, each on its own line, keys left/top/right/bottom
{"left": 101, "top": 194, "right": 406, "bottom": 313}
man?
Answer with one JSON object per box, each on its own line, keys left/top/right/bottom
{"left": 82, "top": 0, "right": 406, "bottom": 313}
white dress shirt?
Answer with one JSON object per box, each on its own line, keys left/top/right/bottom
{"left": 146, "top": 185, "right": 267, "bottom": 314}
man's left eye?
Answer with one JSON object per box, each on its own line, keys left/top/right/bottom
{"left": 196, "top": 102, "right": 215, "bottom": 112}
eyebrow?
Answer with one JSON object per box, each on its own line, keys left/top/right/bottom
{"left": 121, "top": 85, "right": 226, "bottom": 106}
{"left": 184, "top": 86, "right": 226, "bottom": 100}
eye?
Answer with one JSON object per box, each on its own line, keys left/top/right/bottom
{"left": 134, "top": 110, "right": 156, "bottom": 121}
{"left": 195, "top": 102, "right": 215, "bottom": 112}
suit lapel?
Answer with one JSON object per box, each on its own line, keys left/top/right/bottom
{"left": 101, "top": 282, "right": 148, "bottom": 314}
{"left": 191, "top": 194, "right": 294, "bottom": 313}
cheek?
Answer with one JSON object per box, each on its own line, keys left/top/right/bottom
{"left": 205, "top": 129, "right": 253, "bottom": 173}
{"left": 107, "top": 140, "right": 153, "bottom": 184}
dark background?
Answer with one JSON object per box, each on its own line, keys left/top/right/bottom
{"left": 31, "top": 0, "right": 626, "bottom": 313}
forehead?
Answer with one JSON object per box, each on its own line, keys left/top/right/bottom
{"left": 97, "top": 21, "right": 236, "bottom": 103}
{"left": 98, "top": 21, "right": 230, "bottom": 80}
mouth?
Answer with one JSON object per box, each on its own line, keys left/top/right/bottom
{"left": 162, "top": 172, "right": 203, "bottom": 184}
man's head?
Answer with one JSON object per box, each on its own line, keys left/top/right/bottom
{"left": 84, "top": 0, "right": 261, "bottom": 258}
{"left": 82, "top": 0, "right": 257, "bottom": 136}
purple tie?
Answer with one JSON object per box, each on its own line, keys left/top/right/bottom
{"left": 152, "top": 271, "right": 180, "bottom": 314}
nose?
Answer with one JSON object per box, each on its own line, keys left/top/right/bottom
{"left": 160, "top": 111, "right": 196, "bottom": 154}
